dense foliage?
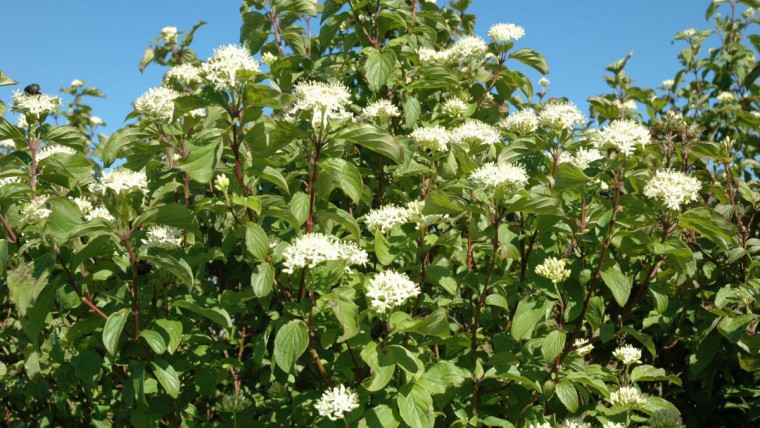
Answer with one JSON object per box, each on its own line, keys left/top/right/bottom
{"left": 1, "top": 0, "right": 759, "bottom": 426}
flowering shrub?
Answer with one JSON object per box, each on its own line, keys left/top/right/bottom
{"left": 0, "top": 0, "right": 759, "bottom": 427}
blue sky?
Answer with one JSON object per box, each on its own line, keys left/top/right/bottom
{"left": 0, "top": 0, "right": 713, "bottom": 134}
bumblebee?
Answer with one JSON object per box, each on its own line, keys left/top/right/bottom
{"left": 24, "top": 83, "right": 41, "bottom": 95}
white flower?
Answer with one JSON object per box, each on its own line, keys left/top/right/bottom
{"left": 500, "top": 109, "right": 539, "bottom": 135}
{"left": 188, "top": 108, "right": 207, "bottom": 118}
{"left": 12, "top": 90, "right": 61, "bottom": 118}
{"left": 361, "top": 99, "right": 400, "bottom": 120}
{"left": 469, "top": 162, "right": 528, "bottom": 189}
{"left": 71, "top": 79, "right": 85, "bottom": 87}
{"left": 314, "top": 385, "right": 360, "bottom": 421}
{"left": 602, "top": 422, "right": 625, "bottom": 428}
{"left": 574, "top": 339, "right": 594, "bottom": 356}
{"left": 135, "top": 87, "right": 180, "bottom": 121}
{"left": 649, "top": 409, "right": 685, "bottom": 428}
{"left": 557, "top": 418, "right": 592, "bottom": 428}
{"left": 405, "top": 200, "right": 448, "bottom": 228}
{"left": 22, "top": 197, "right": 51, "bottom": 222}
{"left": 282, "top": 233, "right": 367, "bottom": 274}
{"left": 614, "top": 99, "right": 638, "bottom": 111}
{"left": 558, "top": 147, "right": 604, "bottom": 170}
{"left": 363, "top": 204, "right": 410, "bottom": 233}
{"left": 643, "top": 170, "right": 701, "bottom": 210}
{"left": 292, "top": 80, "right": 352, "bottom": 126}
{"left": 71, "top": 197, "right": 92, "bottom": 215}
{"left": 609, "top": 386, "right": 646, "bottom": 408}
{"left": 535, "top": 257, "right": 571, "bottom": 284}
{"left": 37, "top": 144, "right": 77, "bottom": 161}
{"left": 454, "top": 35, "right": 489, "bottom": 61}
{"left": 202, "top": 44, "right": 260, "bottom": 90}
{"left": 613, "top": 344, "right": 642, "bottom": 365}
{"left": 411, "top": 126, "right": 450, "bottom": 152}
{"left": 166, "top": 63, "right": 202, "bottom": 85}
{"left": 90, "top": 116, "right": 105, "bottom": 126}
{"left": 261, "top": 52, "right": 278, "bottom": 65}
{"left": 681, "top": 28, "right": 698, "bottom": 38}
{"left": 597, "top": 119, "right": 651, "bottom": 156}
{"left": 527, "top": 423, "right": 552, "bottom": 428}
{"left": 716, "top": 91, "right": 736, "bottom": 103}
{"left": 17, "top": 114, "right": 28, "bottom": 128}
{"left": 144, "top": 225, "right": 183, "bottom": 249}
{"left": 538, "top": 101, "right": 586, "bottom": 130}
{"left": 451, "top": 120, "right": 501, "bottom": 146}
{"left": 0, "top": 139, "right": 15, "bottom": 149}
{"left": 662, "top": 79, "right": 675, "bottom": 90}
{"left": 418, "top": 47, "right": 455, "bottom": 64}
{"left": 85, "top": 206, "right": 115, "bottom": 222}
{"left": 442, "top": 97, "right": 469, "bottom": 116}
{"left": 214, "top": 174, "right": 230, "bottom": 192}
{"left": 98, "top": 169, "right": 149, "bottom": 195}
{"left": 161, "top": 26, "right": 178, "bottom": 44}
{"left": 539, "top": 77, "right": 550, "bottom": 87}
{"left": 366, "top": 270, "right": 421, "bottom": 313}
{"left": 488, "top": 23, "right": 525, "bottom": 43}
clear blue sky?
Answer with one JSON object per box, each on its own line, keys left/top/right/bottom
{"left": 0, "top": 0, "right": 715, "bottom": 134}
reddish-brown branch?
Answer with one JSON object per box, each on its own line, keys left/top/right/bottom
{"left": 56, "top": 254, "right": 108, "bottom": 320}
{"left": 123, "top": 235, "right": 141, "bottom": 340}
{"left": 0, "top": 211, "right": 18, "bottom": 244}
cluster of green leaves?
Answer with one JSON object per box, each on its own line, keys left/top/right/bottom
{"left": 0, "top": 0, "right": 758, "bottom": 427}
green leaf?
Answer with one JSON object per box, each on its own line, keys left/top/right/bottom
{"left": 600, "top": 264, "right": 632, "bottom": 307}
{"left": 361, "top": 341, "right": 395, "bottom": 391}
{"left": 103, "top": 308, "right": 130, "bottom": 356}
{"left": 541, "top": 330, "right": 566, "bottom": 363}
{"left": 510, "top": 300, "right": 547, "bottom": 340}
{"left": 251, "top": 263, "right": 275, "bottom": 298}
{"left": 0, "top": 70, "right": 18, "bottom": 86}
{"left": 232, "top": 195, "right": 262, "bottom": 215}
{"left": 173, "top": 300, "right": 232, "bottom": 329}
{"left": 554, "top": 162, "right": 590, "bottom": 191}
{"left": 365, "top": 49, "right": 397, "bottom": 91}
{"left": 245, "top": 223, "right": 270, "bottom": 261}
{"left": 416, "top": 360, "right": 468, "bottom": 395}
{"left": 507, "top": 193, "right": 563, "bottom": 216}
{"left": 151, "top": 359, "right": 181, "bottom": 398}
{"left": 390, "top": 345, "right": 424, "bottom": 376}
{"left": 334, "top": 123, "right": 402, "bottom": 163}
{"left": 72, "top": 350, "right": 102, "bottom": 387}
{"left": 102, "top": 127, "right": 148, "bottom": 166}
{"left": 320, "top": 157, "right": 363, "bottom": 204}
{"left": 140, "top": 329, "right": 167, "bottom": 354}
{"left": 40, "top": 125, "right": 87, "bottom": 151}
{"left": 0, "top": 117, "right": 26, "bottom": 145}
{"left": 135, "top": 203, "right": 196, "bottom": 230}
{"left": 46, "top": 197, "right": 85, "bottom": 244}
{"left": 273, "top": 319, "right": 309, "bottom": 374}
{"left": 143, "top": 254, "right": 194, "bottom": 287}
{"left": 509, "top": 48, "right": 550, "bottom": 74}
{"left": 154, "top": 319, "right": 183, "bottom": 354}
{"left": 397, "top": 384, "right": 435, "bottom": 428}
{"left": 423, "top": 190, "right": 467, "bottom": 216}
{"left": 178, "top": 138, "right": 221, "bottom": 183}
{"left": 555, "top": 380, "right": 579, "bottom": 413}
{"left": 717, "top": 314, "right": 753, "bottom": 343}
{"left": 325, "top": 294, "right": 360, "bottom": 340}
{"left": 360, "top": 405, "right": 401, "bottom": 428}
{"left": 678, "top": 207, "right": 737, "bottom": 251}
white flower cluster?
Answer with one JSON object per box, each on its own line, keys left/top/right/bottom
{"left": 37, "top": 144, "right": 77, "bottom": 161}
{"left": 135, "top": 86, "right": 180, "bottom": 121}
{"left": 411, "top": 126, "right": 450, "bottom": 152}
{"left": 90, "top": 116, "right": 105, "bottom": 126}
{"left": 614, "top": 99, "right": 638, "bottom": 111}
{"left": 0, "top": 139, "right": 15, "bottom": 149}
{"left": 314, "top": 385, "right": 360, "bottom": 421}
{"left": 71, "top": 79, "right": 85, "bottom": 87}
{"left": 366, "top": 270, "right": 421, "bottom": 313}
{"left": 574, "top": 339, "right": 594, "bottom": 356}
{"left": 22, "top": 197, "right": 51, "bottom": 221}
{"left": 12, "top": 90, "right": 61, "bottom": 118}
{"left": 613, "top": 344, "right": 642, "bottom": 365}
{"left": 361, "top": 99, "right": 400, "bottom": 120}
{"left": 442, "top": 97, "right": 468, "bottom": 116}
{"left": 716, "top": 91, "right": 736, "bottom": 103}
{"left": 363, "top": 204, "right": 411, "bottom": 233}
{"left": 405, "top": 200, "right": 449, "bottom": 227}
{"left": 451, "top": 120, "right": 501, "bottom": 146}
{"left": 662, "top": 79, "right": 675, "bottom": 90}
{"left": 97, "top": 169, "right": 149, "bottom": 195}
{"left": 535, "top": 257, "right": 571, "bottom": 284}
{"left": 500, "top": 110, "right": 539, "bottom": 135}
{"left": 643, "top": 170, "right": 701, "bottom": 210}
{"left": 292, "top": 80, "right": 352, "bottom": 126}
{"left": 0, "top": 176, "right": 19, "bottom": 185}
{"left": 17, "top": 114, "right": 28, "bottom": 128}
{"left": 161, "top": 26, "right": 178, "bottom": 44}
{"left": 597, "top": 119, "right": 651, "bottom": 156}
{"left": 488, "top": 23, "right": 525, "bottom": 43}
{"left": 418, "top": 47, "right": 453, "bottom": 64}
{"left": 71, "top": 197, "right": 92, "bottom": 214}
{"left": 558, "top": 147, "right": 604, "bottom": 170}
{"left": 527, "top": 423, "right": 552, "bottom": 428}
{"left": 214, "top": 174, "right": 230, "bottom": 192}
{"left": 282, "top": 233, "right": 368, "bottom": 274}
{"left": 144, "top": 225, "right": 183, "bottom": 249}
{"left": 539, "top": 77, "right": 550, "bottom": 87}
{"left": 166, "top": 64, "right": 202, "bottom": 85}
{"left": 649, "top": 409, "right": 685, "bottom": 428}
{"left": 557, "top": 418, "right": 592, "bottom": 428}
{"left": 601, "top": 422, "right": 625, "bottom": 428}
{"left": 261, "top": 52, "right": 278, "bottom": 65}
{"left": 201, "top": 44, "right": 260, "bottom": 91}
{"left": 417, "top": 35, "right": 489, "bottom": 64}
{"left": 538, "top": 101, "right": 585, "bottom": 130}
{"left": 609, "top": 386, "right": 646, "bottom": 408}
{"left": 86, "top": 206, "right": 115, "bottom": 222}
{"left": 469, "top": 162, "right": 528, "bottom": 189}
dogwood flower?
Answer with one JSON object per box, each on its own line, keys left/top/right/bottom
{"left": 535, "top": 257, "right": 571, "bottom": 284}
{"left": 366, "top": 270, "right": 420, "bottom": 313}
{"left": 643, "top": 170, "right": 701, "bottom": 210}
{"left": 469, "top": 162, "right": 528, "bottom": 189}
{"left": 314, "top": 385, "right": 360, "bottom": 421}
{"left": 202, "top": 44, "right": 260, "bottom": 90}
